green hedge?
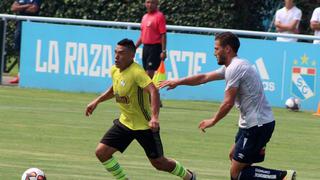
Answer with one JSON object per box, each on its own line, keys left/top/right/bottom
{"left": 38, "top": 0, "right": 276, "bottom": 30}
{"left": 0, "top": 0, "right": 317, "bottom": 61}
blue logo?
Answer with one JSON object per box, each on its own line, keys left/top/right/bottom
{"left": 291, "top": 54, "right": 317, "bottom": 100}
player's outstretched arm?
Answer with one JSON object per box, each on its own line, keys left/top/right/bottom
{"left": 159, "top": 71, "right": 223, "bottom": 90}
{"left": 158, "top": 79, "right": 179, "bottom": 90}
{"left": 85, "top": 86, "right": 114, "bottom": 116}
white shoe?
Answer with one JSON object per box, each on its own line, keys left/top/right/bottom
{"left": 187, "top": 169, "right": 196, "bottom": 180}
{"left": 283, "top": 170, "right": 296, "bottom": 180}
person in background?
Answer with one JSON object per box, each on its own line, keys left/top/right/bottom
{"left": 135, "top": 0, "right": 167, "bottom": 79}
{"left": 135, "top": 0, "right": 167, "bottom": 107}
{"left": 310, "top": 6, "right": 320, "bottom": 44}
{"left": 274, "top": 0, "right": 302, "bottom": 42}
{"left": 10, "top": 0, "right": 41, "bottom": 84}
{"left": 86, "top": 39, "right": 196, "bottom": 180}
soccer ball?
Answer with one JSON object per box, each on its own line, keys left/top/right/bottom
{"left": 21, "top": 168, "right": 46, "bottom": 180}
{"left": 285, "top": 97, "right": 300, "bottom": 111}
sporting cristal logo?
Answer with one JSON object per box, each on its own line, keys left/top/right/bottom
{"left": 291, "top": 54, "right": 317, "bottom": 100}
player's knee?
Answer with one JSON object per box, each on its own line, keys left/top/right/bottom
{"left": 230, "top": 176, "right": 237, "bottom": 180}
{"left": 230, "top": 168, "right": 240, "bottom": 180}
{"left": 95, "top": 146, "right": 111, "bottom": 162}
{"left": 230, "top": 174, "right": 239, "bottom": 180}
{"left": 229, "top": 153, "right": 233, "bottom": 161}
{"left": 95, "top": 147, "right": 104, "bottom": 159}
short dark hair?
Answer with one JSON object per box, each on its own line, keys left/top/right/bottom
{"left": 117, "top": 38, "right": 136, "bottom": 53}
{"left": 215, "top": 32, "right": 240, "bottom": 53}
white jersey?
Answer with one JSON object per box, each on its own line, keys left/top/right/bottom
{"left": 215, "top": 57, "right": 274, "bottom": 129}
{"left": 275, "top": 6, "right": 302, "bottom": 42}
{"left": 311, "top": 7, "right": 320, "bottom": 44}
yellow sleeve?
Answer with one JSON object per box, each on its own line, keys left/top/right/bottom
{"left": 134, "top": 66, "right": 152, "bottom": 88}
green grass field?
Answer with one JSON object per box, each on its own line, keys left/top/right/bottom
{"left": 0, "top": 86, "right": 320, "bottom": 179}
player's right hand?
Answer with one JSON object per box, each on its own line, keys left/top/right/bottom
{"left": 198, "top": 119, "right": 215, "bottom": 132}
{"left": 149, "top": 118, "right": 160, "bottom": 132}
{"left": 159, "top": 80, "right": 178, "bottom": 90}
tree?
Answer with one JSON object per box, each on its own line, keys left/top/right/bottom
{"left": 0, "top": 0, "right": 317, "bottom": 66}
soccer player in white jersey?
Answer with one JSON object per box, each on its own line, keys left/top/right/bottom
{"left": 160, "top": 32, "right": 296, "bottom": 180}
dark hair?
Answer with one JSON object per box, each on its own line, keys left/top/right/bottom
{"left": 117, "top": 38, "right": 136, "bottom": 53}
{"left": 215, "top": 32, "right": 240, "bottom": 53}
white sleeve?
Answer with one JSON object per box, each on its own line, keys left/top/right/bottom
{"left": 294, "top": 9, "right": 302, "bottom": 21}
{"left": 225, "top": 66, "right": 245, "bottom": 91}
{"left": 275, "top": 10, "right": 280, "bottom": 22}
{"left": 311, "top": 8, "right": 320, "bottom": 22}
{"left": 214, "top": 66, "right": 226, "bottom": 79}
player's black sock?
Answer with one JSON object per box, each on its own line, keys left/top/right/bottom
{"left": 238, "top": 166, "right": 287, "bottom": 180}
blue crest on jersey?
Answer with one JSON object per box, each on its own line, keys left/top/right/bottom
{"left": 290, "top": 54, "right": 317, "bottom": 100}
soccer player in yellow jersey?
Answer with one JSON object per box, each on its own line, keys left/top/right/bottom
{"left": 85, "top": 39, "right": 195, "bottom": 180}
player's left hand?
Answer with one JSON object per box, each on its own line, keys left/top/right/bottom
{"left": 198, "top": 119, "right": 215, "bottom": 132}
{"left": 149, "top": 118, "right": 160, "bottom": 132}
{"left": 160, "top": 52, "right": 166, "bottom": 61}
{"left": 159, "top": 80, "right": 178, "bottom": 90}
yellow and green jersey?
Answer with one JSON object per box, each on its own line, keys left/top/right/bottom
{"left": 111, "top": 62, "right": 152, "bottom": 130}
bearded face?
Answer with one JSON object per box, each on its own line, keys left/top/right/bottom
{"left": 214, "top": 40, "right": 227, "bottom": 65}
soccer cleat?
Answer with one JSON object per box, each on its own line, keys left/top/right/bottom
{"left": 283, "top": 170, "right": 296, "bottom": 180}
{"left": 187, "top": 169, "right": 196, "bottom": 180}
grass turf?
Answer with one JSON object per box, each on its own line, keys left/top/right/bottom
{"left": 0, "top": 86, "right": 319, "bottom": 179}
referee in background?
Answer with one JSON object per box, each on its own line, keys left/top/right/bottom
{"left": 135, "top": 0, "right": 167, "bottom": 78}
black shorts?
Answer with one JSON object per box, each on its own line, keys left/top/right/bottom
{"left": 233, "top": 121, "right": 275, "bottom": 164}
{"left": 100, "top": 119, "right": 163, "bottom": 159}
{"left": 142, "top": 44, "right": 162, "bottom": 71}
